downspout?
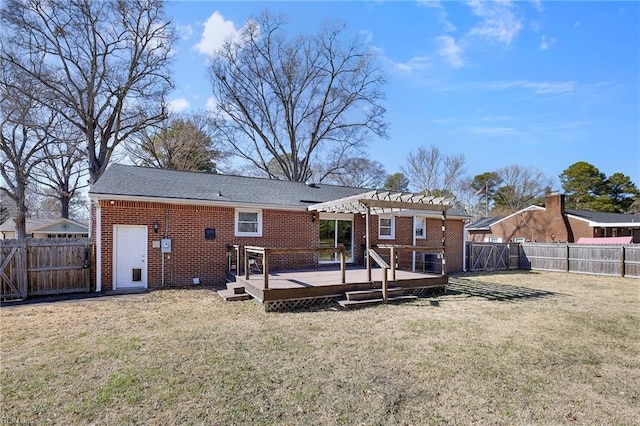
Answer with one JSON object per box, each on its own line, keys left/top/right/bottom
{"left": 95, "top": 200, "right": 102, "bottom": 292}
{"left": 463, "top": 219, "right": 468, "bottom": 272}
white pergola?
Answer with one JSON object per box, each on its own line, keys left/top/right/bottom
{"left": 309, "top": 190, "right": 455, "bottom": 283}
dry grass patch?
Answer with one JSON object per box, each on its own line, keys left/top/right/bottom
{"left": 1, "top": 271, "right": 638, "bottom": 425}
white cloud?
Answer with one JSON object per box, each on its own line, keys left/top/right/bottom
{"left": 176, "top": 24, "right": 193, "bottom": 41}
{"left": 394, "top": 56, "right": 432, "bottom": 73}
{"left": 467, "top": 126, "right": 517, "bottom": 136}
{"left": 483, "top": 80, "right": 576, "bottom": 95}
{"left": 420, "top": 0, "right": 456, "bottom": 32}
{"left": 539, "top": 35, "right": 556, "bottom": 50}
{"left": 205, "top": 97, "right": 217, "bottom": 111}
{"left": 437, "top": 35, "right": 464, "bottom": 68}
{"left": 194, "top": 11, "right": 240, "bottom": 55}
{"left": 467, "top": 0, "right": 523, "bottom": 45}
{"left": 168, "top": 98, "right": 190, "bottom": 113}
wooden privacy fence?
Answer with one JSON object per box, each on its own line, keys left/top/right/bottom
{"left": 520, "top": 243, "right": 640, "bottom": 278}
{"left": 1, "top": 238, "right": 92, "bottom": 301}
{"left": 467, "top": 242, "right": 640, "bottom": 278}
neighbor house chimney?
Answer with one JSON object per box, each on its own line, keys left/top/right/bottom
{"left": 544, "top": 193, "right": 570, "bottom": 242}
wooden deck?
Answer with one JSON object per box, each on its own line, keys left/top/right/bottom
{"left": 231, "top": 266, "right": 448, "bottom": 311}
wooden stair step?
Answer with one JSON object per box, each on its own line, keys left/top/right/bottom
{"left": 338, "top": 294, "right": 418, "bottom": 309}
{"left": 226, "top": 282, "right": 246, "bottom": 295}
{"left": 217, "top": 289, "right": 251, "bottom": 302}
{"left": 345, "top": 287, "right": 404, "bottom": 301}
{"left": 338, "top": 298, "right": 384, "bottom": 309}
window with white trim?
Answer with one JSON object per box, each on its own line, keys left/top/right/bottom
{"left": 513, "top": 237, "right": 526, "bottom": 243}
{"left": 378, "top": 216, "right": 395, "bottom": 239}
{"left": 414, "top": 217, "right": 426, "bottom": 239}
{"left": 235, "top": 209, "right": 262, "bottom": 237}
{"left": 486, "top": 237, "right": 502, "bottom": 243}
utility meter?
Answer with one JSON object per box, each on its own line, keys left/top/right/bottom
{"left": 161, "top": 238, "right": 172, "bottom": 253}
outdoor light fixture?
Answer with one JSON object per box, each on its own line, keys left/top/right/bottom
{"left": 152, "top": 220, "right": 159, "bottom": 233}
{"left": 311, "top": 213, "right": 317, "bottom": 222}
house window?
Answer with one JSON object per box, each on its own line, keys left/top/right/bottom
{"left": 379, "top": 216, "right": 395, "bottom": 239}
{"left": 513, "top": 237, "right": 525, "bottom": 243}
{"left": 486, "top": 237, "right": 502, "bottom": 243}
{"left": 235, "top": 209, "right": 262, "bottom": 237}
{"left": 414, "top": 217, "right": 426, "bottom": 239}
{"left": 612, "top": 229, "right": 618, "bottom": 237}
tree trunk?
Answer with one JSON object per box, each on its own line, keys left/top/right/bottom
{"left": 60, "top": 195, "right": 70, "bottom": 219}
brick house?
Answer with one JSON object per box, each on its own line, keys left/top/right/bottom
{"left": 89, "top": 164, "right": 471, "bottom": 292}
{"left": 467, "top": 193, "right": 640, "bottom": 243}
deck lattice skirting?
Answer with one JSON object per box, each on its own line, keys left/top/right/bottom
{"left": 263, "top": 295, "right": 343, "bottom": 312}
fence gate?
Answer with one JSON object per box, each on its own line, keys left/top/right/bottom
{"left": 468, "top": 243, "right": 519, "bottom": 272}
{"left": 0, "top": 240, "right": 27, "bottom": 300}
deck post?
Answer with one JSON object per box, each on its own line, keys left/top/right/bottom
{"left": 391, "top": 246, "right": 396, "bottom": 280}
{"left": 263, "top": 249, "right": 269, "bottom": 289}
{"left": 236, "top": 245, "right": 241, "bottom": 277}
{"left": 244, "top": 247, "right": 249, "bottom": 280}
{"left": 366, "top": 206, "right": 371, "bottom": 282}
{"left": 340, "top": 247, "right": 346, "bottom": 283}
{"left": 382, "top": 268, "right": 388, "bottom": 302}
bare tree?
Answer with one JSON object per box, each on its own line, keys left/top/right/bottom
{"left": 402, "top": 145, "right": 467, "bottom": 195}
{"left": 128, "top": 112, "right": 227, "bottom": 173}
{"left": 1, "top": 0, "right": 175, "bottom": 184}
{"left": 208, "top": 12, "right": 387, "bottom": 182}
{"left": 32, "top": 127, "right": 87, "bottom": 218}
{"left": 0, "top": 69, "right": 52, "bottom": 239}
{"left": 492, "top": 165, "right": 554, "bottom": 214}
{"left": 326, "top": 157, "right": 386, "bottom": 188}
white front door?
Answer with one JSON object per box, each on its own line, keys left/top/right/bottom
{"left": 114, "top": 225, "right": 147, "bottom": 289}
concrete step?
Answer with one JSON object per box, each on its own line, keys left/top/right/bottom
{"left": 345, "top": 287, "right": 404, "bottom": 301}
{"left": 226, "top": 282, "right": 246, "bottom": 295}
{"left": 217, "top": 289, "right": 251, "bottom": 302}
{"left": 338, "top": 294, "right": 418, "bottom": 309}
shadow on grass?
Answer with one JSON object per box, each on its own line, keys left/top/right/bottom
{"left": 446, "top": 277, "right": 560, "bottom": 302}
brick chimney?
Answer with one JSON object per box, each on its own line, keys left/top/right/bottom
{"left": 544, "top": 193, "right": 570, "bottom": 242}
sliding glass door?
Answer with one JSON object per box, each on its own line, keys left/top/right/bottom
{"left": 319, "top": 217, "right": 353, "bottom": 263}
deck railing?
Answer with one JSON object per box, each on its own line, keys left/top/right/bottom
{"left": 241, "top": 246, "right": 347, "bottom": 290}
{"left": 368, "top": 249, "right": 390, "bottom": 301}
{"left": 376, "top": 244, "right": 446, "bottom": 278}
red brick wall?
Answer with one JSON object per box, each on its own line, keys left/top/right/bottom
{"left": 96, "top": 201, "right": 467, "bottom": 291}
{"left": 366, "top": 215, "right": 465, "bottom": 273}
{"left": 97, "top": 200, "right": 318, "bottom": 291}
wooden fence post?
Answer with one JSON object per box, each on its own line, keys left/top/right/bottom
{"left": 565, "top": 244, "right": 570, "bottom": 273}
{"left": 19, "top": 240, "right": 28, "bottom": 299}
{"left": 621, "top": 246, "right": 626, "bottom": 278}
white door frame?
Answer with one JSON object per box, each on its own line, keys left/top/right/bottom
{"left": 113, "top": 224, "right": 148, "bottom": 290}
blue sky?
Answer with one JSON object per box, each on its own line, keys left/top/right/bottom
{"left": 166, "top": 0, "right": 640, "bottom": 189}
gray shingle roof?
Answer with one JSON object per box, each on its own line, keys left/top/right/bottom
{"left": 466, "top": 216, "right": 504, "bottom": 230}
{"left": 89, "top": 164, "right": 370, "bottom": 208}
{"left": 566, "top": 209, "right": 640, "bottom": 224}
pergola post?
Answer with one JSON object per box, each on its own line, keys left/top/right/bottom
{"left": 366, "top": 205, "right": 371, "bottom": 282}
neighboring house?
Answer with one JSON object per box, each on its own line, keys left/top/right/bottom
{"left": 467, "top": 193, "right": 640, "bottom": 243}
{"left": 0, "top": 217, "right": 89, "bottom": 239}
{"left": 89, "top": 164, "right": 471, "bottom": 292}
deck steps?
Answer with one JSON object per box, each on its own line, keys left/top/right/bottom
{"left": 217, "top": 282, "right": 251, "bottom": 302}
{"left": 338, "top": 295, "right": 418, "bottom": 309}
{"left": 345, "top": 287, "right": 404, "bottom": 301}
{"left": 338, "top": 287, "right": 418, "bottom": 309}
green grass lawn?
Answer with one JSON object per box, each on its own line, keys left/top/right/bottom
{"left": 1, "top": 271, "right": 638, "bottom": 425}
